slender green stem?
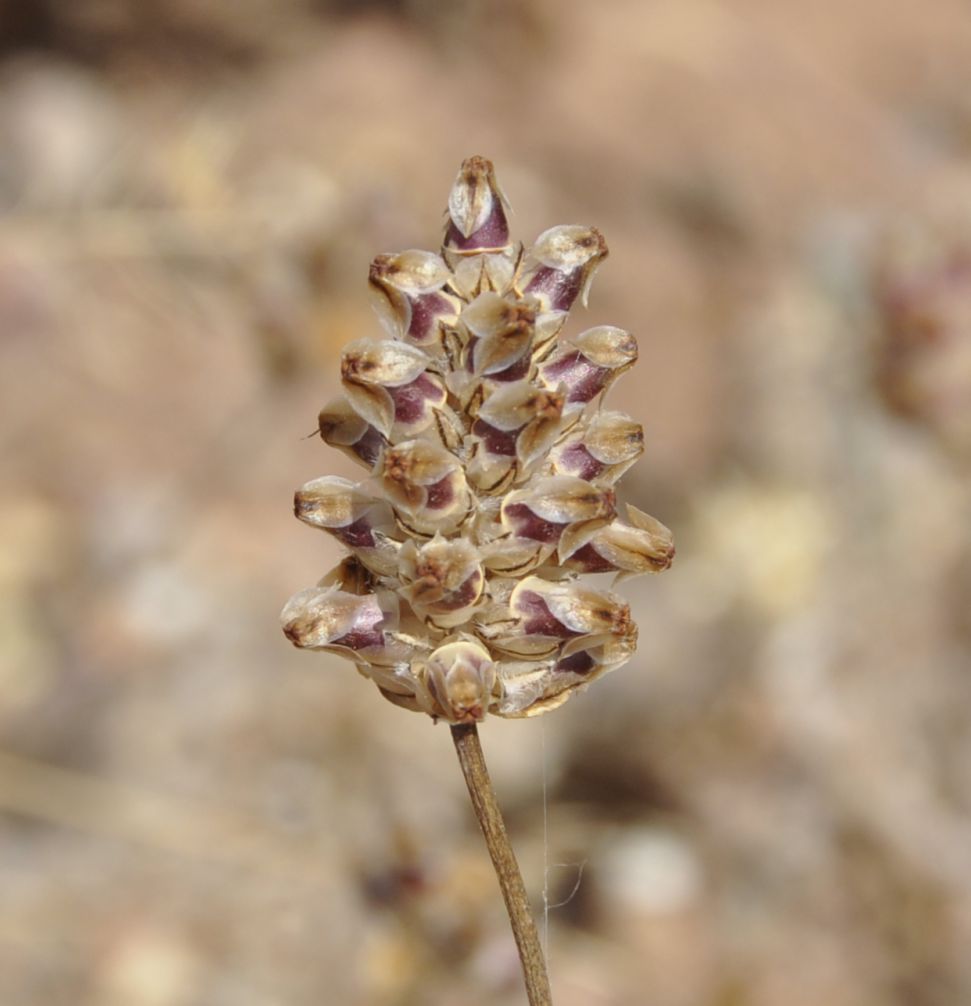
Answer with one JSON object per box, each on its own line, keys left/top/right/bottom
{"left": 450, "top": 723, "right": 552, "bottom": 1005}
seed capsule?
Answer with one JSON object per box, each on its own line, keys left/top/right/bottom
{"left": 509, "top": 575, "right": 631, "bottom": 639}
{"left": 468, "top": 383, "right": 566, "bottom": 492}
{"left": 501, "top": 476, "right": 616, "bottom": 560}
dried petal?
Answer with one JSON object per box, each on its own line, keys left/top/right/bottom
{"left": 571, "top": 326, "right": 639, "bottom": 369}
{"left": 372, "top": 249, "right": 452, "bottom": 295}
{"left": 293, "top": 475, "right": 376, "bottom": 532}
{"left": 342, "top": 338, "right": 429, "bottom": 387}
{"left": 494, "top": 658, "right": 555, "bottom": 716}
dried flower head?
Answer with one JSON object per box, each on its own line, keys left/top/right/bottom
{"left": 283, "top": 157, "right": 673, "bottom": 722}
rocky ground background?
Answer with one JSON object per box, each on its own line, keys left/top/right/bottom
{"left": 2, "top": 1, "right": 971, "bottom": 1004}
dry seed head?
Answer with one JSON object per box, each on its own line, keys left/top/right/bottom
{"left": 283, "top": 157, "right": 673, "bottom": 722}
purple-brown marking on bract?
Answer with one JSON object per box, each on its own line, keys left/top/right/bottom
{"left": 353, "top": 426, "right": 386, "bottom": 468}
{"left": 543, "top": 352, "right": 606, "bottom": 405}
{"left": 445, "top": 205, "right": 509, "bottom": 252}
{"left": 432, "top": 573, "right": 482, "bottom": 611}
{"left": 488, "top": 354, "right": 532, "bottom": 383}
{"left": 554, "top": 650, "right": 596, "bottom": 675}
{"left": 334, "top": 624, "right": 385, "bottom": 651}
{"left": 525, "top": 266, "right": 584, "bottom": 312}
{"left": 515, "top": 591, "right": 581, "bottom": 637}
{"left": 425, "top": 475, "right": 456, "bottom": 511}
{"left": 557, "top": 443, "right": 605, "bottom": 480}
{"left": 391, "top": 374, "right": 441, "bottom": 426}
{"left": 566, "top": 542, "right": 615, "bottom": 573}
{"left": 409, "top": 293, "right": 452, "bottom": 343}
{"left": 335, "top": 516, "right": 377, "bottom": 549}
{"left": 473, "top": 419, "right": 518, "bottom": 457}
{"left": 504, "top": 502, "right": 568, "bottom": 543}
{"left": 466, "top": 336, "right": 479, "bottom": 373}
{"left": 332, "top": 597, "right": 387, "bottom": 651}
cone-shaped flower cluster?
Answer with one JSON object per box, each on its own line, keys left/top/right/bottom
{"left": 282, "top": 157, "right": 673, "bottom": 722}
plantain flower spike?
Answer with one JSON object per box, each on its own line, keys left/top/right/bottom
{"left": 282, "top": 157, "right": 673, "bottom": 722}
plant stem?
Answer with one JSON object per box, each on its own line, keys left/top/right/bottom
{"left": 450, "top": 723, "right": 553, "bottom": 1005}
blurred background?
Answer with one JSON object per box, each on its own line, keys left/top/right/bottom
{"left": 2, "top": 1, "right": 971, "bottom": 1004}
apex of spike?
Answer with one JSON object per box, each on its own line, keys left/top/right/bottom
{"left": 445, "top": 155, "right": 511, "bottom": 251}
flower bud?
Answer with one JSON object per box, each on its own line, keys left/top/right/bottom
{"left": 281, "top": 587, "right": 406, "bottom": 666}
{"left": 381, "top": 439, "right": 470, "bottom": 535}
{"left": 539, "top": 326, "right": 637, "bottom": 413}
{"left": 549, "top": 410, "right": 643, "bottom": 484}
{"left": 520, "top": 225, "right": 608, "bottom": 312}
{"left": 563, "top": 506, "right": 675, "bottom": 575}
{"left": 501, "top": 476, "right": 615, "bottom": 553}
{"left": 443, "top": 157, "right": 520, "bottom": 298}
{"left": 341, "top": 339, "right": 446, "bottom": 439}
{"left": 318, "top": 398, "right": 386, "bottom": 469}
{"left": 368, "top": 250, "right": 460, "bottom": 349}
{"left": 445, "top": 156, "right": 510, "bottom": 252}
{"left": 399, "top": 537, "right": 485, "bottom": 628}
{"left": 293, "top": 476, "right": 398, "bottom": 574}
{"left": 420, "top": 639, "right": 496, "bottom": 723}
{"left": 460, "top": 292, "right": 536, "bottom": 377}
{"left": 509, "top": 575, "right": 631, "bottom": 640}
{"left": 469, "top": 383, "right": 565, "bottom": 491}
